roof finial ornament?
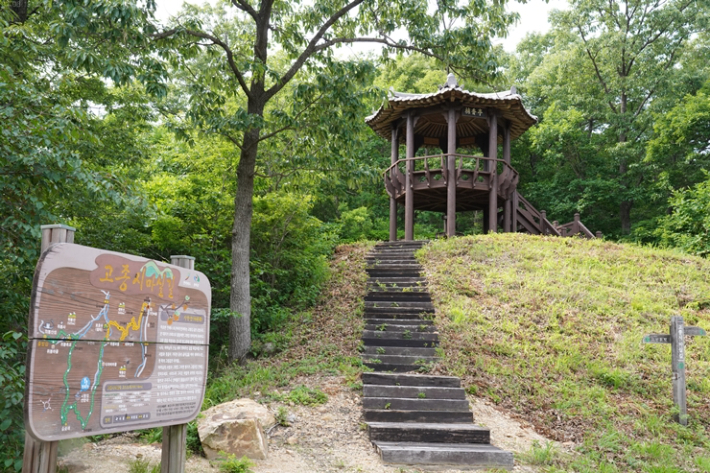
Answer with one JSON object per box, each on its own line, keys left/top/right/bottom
{"left": 446, "top": 73, "right": 458, "bottom": 88}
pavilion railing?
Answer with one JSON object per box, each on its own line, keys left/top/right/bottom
{"left": 383, "top": 153, "right": 520, "bottom": 200}
{"left": 555, "top": 214, "right": 597, "bottom": 239}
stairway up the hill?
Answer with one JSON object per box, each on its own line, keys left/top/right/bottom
{"left": 360, "top": 241, "right": 513, "bottom": 470}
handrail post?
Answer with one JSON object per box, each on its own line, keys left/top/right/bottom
{"left": 502, "top": 125, "right": 512, "bottom": 233}
{"left": 446, "top": 108, "right": 457, "bottom": 237}
{"left": 541, "top": 211, "right": 547, "bottom": 234}
{"left": 405, "top": 113, "right": 415, "bottom": 241}
{"left": 389, "top": 124, "right": 399, "bottom": 241}
{"left": 488, "top": 113, "right": 498, "bottom": 233}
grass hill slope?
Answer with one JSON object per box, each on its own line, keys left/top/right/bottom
{"left": 418, "top": 234, "right": 710, "bottom": 473}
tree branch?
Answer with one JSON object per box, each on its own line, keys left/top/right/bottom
{"left": 577, "top": 25, "right": 618, "bottom": 114}
{"left": 230, "top": 0, "right": 258, "bottom": 21}
{"left": 153, "top": 28, "right": 252, "bottom": 99}
{"left": 264, "top": 0, "right": 367, "bottom": 101}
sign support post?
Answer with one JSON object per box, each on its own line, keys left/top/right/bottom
{"left": 160, "top": 255, "right": 195, "bottom": 473}
{"left": 23, "top": 224, "right": 75, "bottom": 473}
{"left": 643, "top": 315, "right": 706, "bottom": 426}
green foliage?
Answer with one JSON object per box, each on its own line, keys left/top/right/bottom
{"left": 337, "top": 206, "right": 374, "bottom": 242}
{"left": 217, "top": 454, "right": 254, "bottom": 473}
{"left": 127, "top": 458, "right": 160, "bottom": 473}
{"left": 653, "top": 177, "right": 710, "bottom": 256}
{"left": 275, "top": 406, "right": 290, "bottom": 427}
{"left": 285, "top": 385, "right": 328, "bottom": 406}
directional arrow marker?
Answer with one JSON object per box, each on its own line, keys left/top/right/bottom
{"left": 684, "top": 326, "right": 707, "bottom": 337}
{"left": 643, "top": 334, "right": 671, "bottom": 344}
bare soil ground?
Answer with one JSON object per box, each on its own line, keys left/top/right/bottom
{"left": 58, "top": 374, "right": 556, "bottom": 472}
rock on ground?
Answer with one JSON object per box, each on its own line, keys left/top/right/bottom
{"left": 197, "top": 398, "right": 276, "bottom": 460}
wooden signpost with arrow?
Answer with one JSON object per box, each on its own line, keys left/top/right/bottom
{"left": 643, "top": 316, "right": 706, "bottom": 425}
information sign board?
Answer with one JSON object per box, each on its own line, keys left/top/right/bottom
{"left": 25, "top": 243, "right": 211, "bottom": 441}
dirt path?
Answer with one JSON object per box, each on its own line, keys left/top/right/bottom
{"left": 58, "top": 375, "right": 560, "bottom": 473}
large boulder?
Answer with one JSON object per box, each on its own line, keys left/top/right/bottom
{"left": 197, "top": 398, "right": 277, "bottom": 461}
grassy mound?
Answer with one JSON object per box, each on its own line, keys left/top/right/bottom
{"left": 419, "top": 234, "right": 710, "bottom": 473}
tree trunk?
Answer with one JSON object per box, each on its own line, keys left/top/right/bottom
{"left": 229, "top": 100, "right": 264, "bottom": 362}
{"left": 620, "top": 199, "right": 633, "bottom": 235}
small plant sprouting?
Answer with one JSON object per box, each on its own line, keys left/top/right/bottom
{"left": 217, "top": 454, "right": 255, "bottom": 473}
{"left": 370, "top": 358, "right": 383, "bottom": 364}
{"left": 418, "top": 324, "right": 428, "bottom": 332}
{"left": 417, "top": 392, "right": 427, "bottom": 399}
{"left": 402, "top": 330, "right": 412, "bottom": 340}
{"left": 384, "top": 402, "right": 391, "bottom": 409}
{"left": 377, "top": 323, "right": 387, "bottom": 331}
{"left": 376, "top": 346, "right": 386, "bottom": 354}
{"left": 275, "top": 406, "right": 290, "bottom": 427}
{"left": 391, "top": 302, "right": 400, "bottom": 307}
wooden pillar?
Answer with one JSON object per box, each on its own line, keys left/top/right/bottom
{"left": 488, "top": 113, "right": 498, "bottom": 233}
{"left": 160, "top": 254, "right": 196, "bottom": 473}
{"left": 24, "top": 224, "right": 75, "bottom": 473}
{"left": 390, "top": 125, "right": 399, "bottom": 241}
{"left": 502, "top": 125, "right": 511, "bottom": 232}
{"left": 446, "top": 108, "right": 457, "bottom": 237}
{"left": 405, "top": 113, "right": 415, "bottom": 241}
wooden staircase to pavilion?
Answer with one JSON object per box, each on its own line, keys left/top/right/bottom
{"left": 360, "top": 241, "right": 514, "bottom": 469}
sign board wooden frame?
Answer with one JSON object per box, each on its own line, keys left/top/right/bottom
{"left": 24, "top": 243, "right": 211, "bottom": 442}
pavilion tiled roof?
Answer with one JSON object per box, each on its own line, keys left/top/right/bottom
{"left": 365, "top": 74, "right": 537, "bottom": 142}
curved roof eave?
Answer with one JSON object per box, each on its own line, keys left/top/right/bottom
{"left": 365, "top": 85, "right": 538, "bottom": 142}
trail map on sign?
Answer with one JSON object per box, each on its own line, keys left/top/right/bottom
{"left": 25, "top": 244, "right": 211, "bottom": 442}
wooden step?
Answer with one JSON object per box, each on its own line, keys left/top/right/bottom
{"left": 364, "top": 324, "right": 437, "bottom": 333}
{"left": 367, "top": 269, "right": 424, "bottom": 278}
{"left": 367, "top": 277, "right": 428, "bottom": 285}
{"left": 367, "top": 422, "right": 489, "bottom": 444}
{"left": 374, "top": 442, "right": 514, "bottom": 469}
{"left": 367, "top": 287, "right": 429, "bottom": 293}
{"left": 363, "top": 397, "right": 470, "bottom": 412}
{"left": 362, "top": 354, "right": 439, "bottom": 365}
{"left": 365, "top": 293, "right": 432, "bottom": 302}
{"left": 363, "top": 410, "right": 473, "bottom": 423}
{"left": 365, "top": 301, "right": 434, "bottom": 309}
{"left": 362, "top": 337, "right": 438, "bottom": 348}
{"left": 364, "top": 385, "right": 465, "bottom": 399}
{"left": 362, "top": 330, "right": 438, "bottom": 341}
{"left": 363, "top": 372, "right": 461, "bottom": 387}
{"left": 375, "top": 241, "right": 428, "bottom": 246}
{"left": 364, "top": 318, "right": 433, "bottom": 326}
{"left": 362, "top": 346, "right": 438, "bottom": 356}
{"left": 364, "top": 363, "right": 421, "bottom": 373}
{"left": 364, "top": 306, "right": 435, "bottom": 316}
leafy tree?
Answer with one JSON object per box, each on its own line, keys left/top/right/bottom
{"left": 654, "top": 176, "right": 710, "bottom": 256}
{"left": 156, "top": 0, "right": 518, "bottom": 361}
{"left": 511, "top": 0, "right": 709, "bottom": 236}
{"left": 1, "top": 1, "right": 167, "bottom": 466}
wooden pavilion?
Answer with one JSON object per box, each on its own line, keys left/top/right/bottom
{"left": 366, "top": 74, "right": 598, "bottom": 240}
